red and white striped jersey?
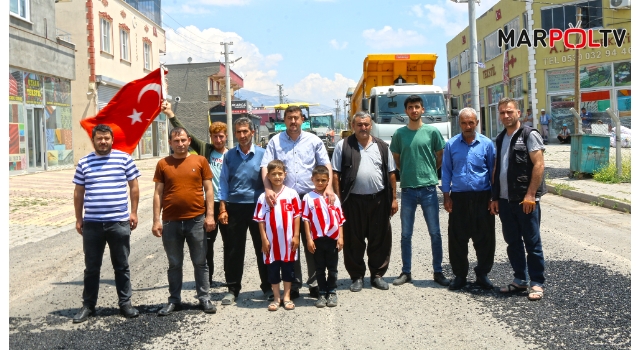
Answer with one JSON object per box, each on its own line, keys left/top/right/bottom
{"left": 301, "top": 191, "right": 345, "bottom": 241}
{"left": 253, "top": 186, "right": 302, "bottom": 264}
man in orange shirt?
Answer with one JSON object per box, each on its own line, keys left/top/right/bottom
{"left": 152, "top": 127, "right": 217, "bottom": 316}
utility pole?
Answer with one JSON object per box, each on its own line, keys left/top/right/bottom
{"left": 221, "top": 41, "right": 234, "bottom": 148}
{"left": 277, "top": 84, "right": 284, "bottom": 104}
{"left": 574, "top": 8, "right": 582, "bottom": 135}
{"left": 451, "top": 0, "right": 481, "bottom": 133}
{"left": 343, "top": 100, "right": 349, "bottom": 128}
{"left": 334, "top": 99, "right": 341, "bottom": 125}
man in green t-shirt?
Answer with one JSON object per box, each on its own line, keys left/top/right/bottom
{"left": 389, "top": 95, "right": 451, "bottom": 288}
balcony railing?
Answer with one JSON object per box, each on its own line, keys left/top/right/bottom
{"left": 56, "top": 28, "right": 72, "bottom": 44}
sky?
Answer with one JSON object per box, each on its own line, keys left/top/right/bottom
{"left": 160, "top": 0, "right": 502, "bottom": 107}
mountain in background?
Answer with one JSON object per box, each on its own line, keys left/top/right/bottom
{"left": 236, "top": 90, "right": 337, "bottom": 115}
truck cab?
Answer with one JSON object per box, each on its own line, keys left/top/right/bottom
{"left": 364, "top": 84, "right": 451, "bottom": 145}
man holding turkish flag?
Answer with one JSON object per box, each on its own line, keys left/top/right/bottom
{"left": 80, "top": 68, "right": 167, "bottom": 154}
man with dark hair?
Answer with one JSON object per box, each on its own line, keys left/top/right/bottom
{"left": 72, "top": 124, "right": 141, "bottom": 323}
{"left": 261, "top": 104, "right": 334, "bottom": 299}
{"left": 391, "top": 94, "right": 451, "bottom": 287}
{"left": 441, "top": 108, "right": 496, "bottom": 290}
{"left": 162, "top": 101, "right": 228, "bottom": 287}
{"left": 218, "top": 117, "right": 271, "bottom": 305}
{"left": 153, "top": 127, "right": 217, "bottom": 315}
{"left": 490, "top": 97, "right": 547, "bottom": 301}
{"left": 331, "top": 112, "right": 397, "bottom": 292}
{"left": 580, "top": 107, "right": 593, "bottom": 129}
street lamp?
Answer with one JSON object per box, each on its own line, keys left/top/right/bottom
{"left": 450, "top": 0, "right": 481, "bottom": 133}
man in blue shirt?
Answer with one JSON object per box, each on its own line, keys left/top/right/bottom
{"left": 218, "top": 117, "right": 271, "bottom": 305}
{"left": 538, "top": 109, "right": 551, "bottom": 144}
{"left": 580, "top": 107, "right": 593, "bottom": 129}
{"left": 261, "top": 105, "right": 334, "bottom": 299}
{"left": 441, "top": 108, "right": 496, "bottom": 290}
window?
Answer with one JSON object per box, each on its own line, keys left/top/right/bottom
{"left": 143, "top": 42, "right": 151, "bottom": 70}
{"left": 209, "top": 79, "right": 220, "bottom": 95}
{"left": 503, "top": 17, "right": 520, "bottom": 50}
{"left": 120, "top": 29, "right": 129, "bottom": 61}
{"left": 522, "top": 11, "right": 528, "bottom": 31}
{"left": 541, "top": 1, "right": 602, "bottom": 32}
{"left": 448, "top": 56, "right": 460, "bottom": 78}
{"left": 100, "top": 18, "right": 112, "bottom": 53}
{"left": 509, "top": 76, "right": 523, "bottom": 99}
{"left": 460, "top": 50, "right": 469, "bottom": 73}
{"left": 10, "top": 0, "right": 29, "bottom": 20}
{"left": 484, "top": 31, "right": 502, "bottom": 61}
{"left": 476, "top": 41, "right": 483, "bottom": 64}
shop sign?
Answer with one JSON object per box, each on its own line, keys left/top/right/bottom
{"left": 547, "top": 68, "right": 575, "bottom": 93}
{"left": 24, "top": 72, "right": 43, "bottom": 105}
{"left": 44, "top": 77, "right": 72, "bottom": 107}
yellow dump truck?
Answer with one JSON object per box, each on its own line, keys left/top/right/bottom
{"left": 346, "top": 53, "right": 451, "bottom": 144}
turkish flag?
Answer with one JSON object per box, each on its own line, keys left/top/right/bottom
{"left": 80, "top": 68, "right": 167, "bottom": 154}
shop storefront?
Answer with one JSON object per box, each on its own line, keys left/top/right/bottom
{"left": 545, "top": 60, "right": 631, "bottom": 138}
{"left": 9, "top": 68, "right": 73, "bottom": 174}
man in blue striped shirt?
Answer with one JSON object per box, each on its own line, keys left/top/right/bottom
{"left": 72, "top": 124, "right": 141, "bottom": 323}
{"left": 441, "top": 108, "right": 496, "bottom": 291}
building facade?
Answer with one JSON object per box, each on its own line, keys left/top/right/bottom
{"left": 165, "top": 62, "right": 244, "bottom": 143}
{"left": 446, "top": 0, "right": 631, "bottom": 141}
{"left": 9, "top": 0, "right": 76, "bottom": 174}
{"left": 56, "top": 0, "right": 168, "bottom": 164}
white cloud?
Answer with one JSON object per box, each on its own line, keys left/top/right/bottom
{"left": 290, "top": 73, "right": 357, "bottom": 107}
{"left": 176, "top": 4, "right": 211, "bottom": 15}
{"left": 329, "top": 39, "right": 348, "bottom": 50}
{"left": 362, "top": 26, "right": 426, "bottom": 49}
{"left": 413, "top": 0, "right": 502, "bottom": 37}
{"left": 163, "top": 26, "right": 281, "bottom": 95}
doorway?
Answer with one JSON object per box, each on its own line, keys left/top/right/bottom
{"left": 26, "top": 107, "right": 45, "bottom": 171}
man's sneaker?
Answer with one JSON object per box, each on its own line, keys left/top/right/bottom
{"left": 393, "top": 272, "right": 412, "bottom": 286}
{"left": 326, "top": 293, "right": 338, "bottom": 307}
{"left": 315, "top": 295, "right": 327, "bottom": 308}
{"left": 434, "top": 272, "right": 451, "bottom": 287}
{"left": 221, "top": 293, "right": 235, "bottom": 305}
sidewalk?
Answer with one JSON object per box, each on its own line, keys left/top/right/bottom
{"left": 8, "top": 157, "right": 161, "bottom": 248}
{"left": 543, "top": 144, "right": 631, "bottom": 213}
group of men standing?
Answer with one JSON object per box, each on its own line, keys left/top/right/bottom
{"left": 72, "top": 95, "right": 546, "bottom": 323}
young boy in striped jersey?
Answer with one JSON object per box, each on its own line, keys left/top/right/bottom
{"left": 302, "top": 165, "right": 345, "bottom": 308}
{"left": 254, "top": 160, "right": 301, "bottom": 311}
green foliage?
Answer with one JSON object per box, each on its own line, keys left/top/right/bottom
{"left": 593, "top": 156, "right": 631, "bottom": 184}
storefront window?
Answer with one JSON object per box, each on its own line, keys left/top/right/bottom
{"left": 579, "top": 63, "right": 612, "bottom": 89}
{"left": 509, "top": 76, "right": 523, "bottom": 99}
{"left": 614, "top": 61, "right": 631, "bottom": 87}
{"left": 479, "top": 87, "right": 485, "bottom": 107}
{"left": 549, "top": 94, "right": 575, "bottom": 137}
{"left": 462, "top": 92, "right": 471, "bottom": 108}
{"left": 138, "top": 125, "right": 153, "bottom": 157}
{"left": 44, "top": 77, "right": 73, "bottom": 168}
{"left": 616, "top": 90, "right": 630, "bottom": 122}
{"left": 487, "top": 83, "right": 504, "bottom": 105}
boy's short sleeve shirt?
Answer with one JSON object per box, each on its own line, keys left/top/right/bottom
{"left": 390, "top": 124, "right": 445, "bottom": 188}
{"left": 301, "top": 191, "right": 345, "bottom": 240}
{"left": 253, "top": 186, "right": 301, "bottom": 264}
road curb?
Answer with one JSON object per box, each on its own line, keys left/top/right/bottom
{"left": 546, "top": 183, "right": 631, "bottom": 213}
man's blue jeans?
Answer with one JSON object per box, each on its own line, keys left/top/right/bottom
{"left": 162, "top": 214, "right": 210, "bottom": 304}
{"left": 82, "top": 221, "right": 132, "bottom": 308}
{"left": 498, "top": 199, "right": 545, "bottom": 287}
{"left": 400, "top": 186, "right": 443, "bottom": 274}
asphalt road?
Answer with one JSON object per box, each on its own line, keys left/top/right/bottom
{"left": 9, "top": 192, "right": 630, "bottom": 349}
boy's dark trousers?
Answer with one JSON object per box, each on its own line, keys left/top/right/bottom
{"left": 313, "top": 237, "right": 339, "bottom": 294}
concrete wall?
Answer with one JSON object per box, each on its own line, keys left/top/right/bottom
{"left": 55, "top": 0, "right": 167, "bottom": 163}
{"left": 166, "top": 63, "right": 223, "bottom": 142}
{"left": 9, "top": 0, "right": 75, "bottom": 80}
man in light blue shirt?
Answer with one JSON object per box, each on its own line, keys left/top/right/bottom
{"left": 261, "top": 105, "right": 334, "bottom": 299}
{"left": 538, "top": 109, "right": 551, "bottom": 144}
{"left": 441, "top": 108, "right": 496, "bottom": 290}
